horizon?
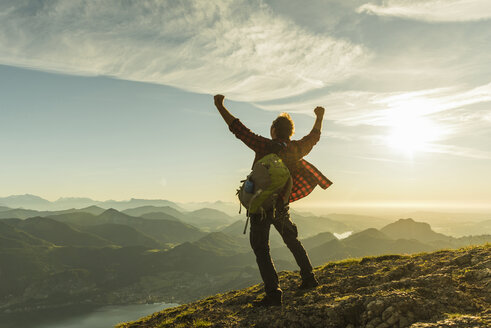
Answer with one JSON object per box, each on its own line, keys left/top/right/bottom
{"left": 1, "top": 193, "right": 491, "bottom": 219}
{"left": 1, "top": 1, "right": 490, "bottom": 211}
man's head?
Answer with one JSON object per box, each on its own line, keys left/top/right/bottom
{"left": 271, "top": 113, "right": 294, "bottom": 140}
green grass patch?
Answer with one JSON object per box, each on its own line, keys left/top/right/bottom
{"left": 174, "top": 307, "right": 196, "bottom": 320}
{"left": 193, "top": 319, "right": 212, "bottom": 327}
{"left": 156, "top": 318, "right": 175, "bottom": 327}
{"left": 320, "top": 257, "right": 361, "bottom": 270}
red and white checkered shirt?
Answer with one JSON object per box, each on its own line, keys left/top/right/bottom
{"left": 229, "top": 118, "right": 332, "bottom": 202}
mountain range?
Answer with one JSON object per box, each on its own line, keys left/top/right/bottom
{"left": 2, "top": 194, "right": 489, "bottom": 236}
{"left": 1, "top": 202, "right": 489, "bottom": 317}
{"left": 0, "top": 194, "right": 238, "bottom": 215}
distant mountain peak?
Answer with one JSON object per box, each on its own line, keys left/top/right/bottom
{"left": 190, "top": 208, "right": 231, "bottom": 218}
{"left": 81, "top": 205, "right": 103, "bottom": 210}
{"left": 192, "top": 207, "right": 223, "bottom": 213}
{"left": 99, "top": 208, "right": 122, "bottom": 216}
{"left": 383, "top": 218, "right": 432, "bottom": 231}
{"left": 353, "top": 228, "right": 387, "bottom": 237}
{"left": 5, "top": 194, "right": 47, "bottom": 200}
{"left": 381, "top": 218, "right": 449, "bottom": 243}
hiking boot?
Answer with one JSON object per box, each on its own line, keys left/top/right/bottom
{"left": 299, "top": 276, "right": 319, "bottom": 289}
{"left": 252, "top": 294, "right": 282, "bottom": 307}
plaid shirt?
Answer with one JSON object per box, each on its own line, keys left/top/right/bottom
{"left": 229, "top": 119, "right": 332, "bottom": 202}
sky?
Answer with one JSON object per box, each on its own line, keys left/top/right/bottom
{"left": 1, "top": 0, "right": 490, "bottom": 211}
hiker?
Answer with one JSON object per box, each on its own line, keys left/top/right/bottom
{"left": 213, "top": 94, "right": 332, "bottom": 306}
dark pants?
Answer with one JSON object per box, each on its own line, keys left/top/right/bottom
{"left": 249, "top": 204, "right": 315, "bottom": 297}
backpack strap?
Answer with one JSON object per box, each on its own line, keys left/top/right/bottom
{"left": 271, "top": 193, "right": 279, "bottom": 220}
{"left": 243, "top": 215, "right": 249, "bottom": 235}
{"left": 269, "top": 141, "right": 288, "bottom": 155}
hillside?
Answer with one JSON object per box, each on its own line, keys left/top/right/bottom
{"left": 1, "top": 212, "right": 489, "bottom": 319}
{"left": 193, "top": 232, "right": 250, "bottom": 256}
{"left": 122, "top": 206, "right": 185, "bottom": 221}
{"left": 184, "top": 208, "right": 236, "bottom": 231}
{"left": 381, "top": 218, "right": 451, "bottom": 243}
{"left": 78, "top": 223, "right": 162, "bottom": 248}
{"left": 0, "top": 221, "right": 52, "bottom": 248}
{"left": 118, "top": 244, "right": 490, "bottom": 328}
{"left": 50, "top": 208, "right": 205, "bottom": 244}
{"left": 4, "top": 217, "right": 110, "bottom": 247}
{"left": 307, "top": 228, "right": 432, "bottom": 266}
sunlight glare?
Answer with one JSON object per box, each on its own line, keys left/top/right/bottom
{"left": 384, "top": 103, "right": 443, "bottom": 158}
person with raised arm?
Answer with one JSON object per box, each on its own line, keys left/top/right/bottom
{"left": 214, "top": 94, "right": 332, "bottom": 306}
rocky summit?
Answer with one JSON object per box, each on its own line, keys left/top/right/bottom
{"left": 118, "top": 245, "right": 490, "bottom": 328}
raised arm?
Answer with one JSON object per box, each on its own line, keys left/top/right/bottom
{"left": 214, "top": 94, "right": 235, "bottom": 126}
{"left": 313, "top": 106, "right": 325, "bottom": 132}
{"left": 214, "top": 94, "right": 270, "bottom": 153}
{"left": 296, "top": 106, "right": 325, "bottom": 157}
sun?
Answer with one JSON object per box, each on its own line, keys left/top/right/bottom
{"left": 384, "top": 105, "right": 442, "bottom": 157}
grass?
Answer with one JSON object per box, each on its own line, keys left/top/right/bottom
{"left": 444, "top": 313, "right": 468, "bottom": 319}
{"left": 174, "top": 307, "right": 196, "bottom": 320}
{"left": 153, "top": 312, "right": 211, "bottom": 327}
{"left": 193, "top": 319, "right": 212, "bottom": 327}
{"left": 320, "top": 258, "right": 361, "bottom": 270}
{"left": 334, "top": 295, "right": 352, "bottom": 302}
{"left": 118, "top": 245, "right": 490, "bottom": 328}
{"left": 156, "top": 318, "right": 175, "bottom": 327}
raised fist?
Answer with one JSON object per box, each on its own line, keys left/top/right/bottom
{"left": 214, "top": 94, "right": 225, "bottom": 106}
{"left": 314, "top": 106, "right": 325, "bottom": 117}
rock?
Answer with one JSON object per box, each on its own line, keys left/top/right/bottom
{"left": 399, "top": 316, "right": 410, "bottom": 328}
{"left": 453, "top": 254, "right": 472, "bottom": 266}
{"left": 387, "top": 312, "right": 400, "bottom": 325}
{"left": 367, "top": 299, "right": 385, "bottom": 316}
{"left": 368, "top": 317, "right": 382, "bottom": 327}
{"left": 475, "top": 269, "right": 490, "bottom": 280}
{"left": 382, "top": 306, "right": 396, "bottom": 321}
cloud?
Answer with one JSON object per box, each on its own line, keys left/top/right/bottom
{"left": 358, "top": 0, "right": 491, "bottom": 22}
{"left": 370, "top": 83, "right": 491, "bottom": 122}
{"left": 0, "top": 0, "right": 367, "bottom": 102}
{"left": 256, "top": 82, "right": 491, "bottom": 159}
{"left": 257, "top": 82, "right": 491, "bottom": 126}
{"left": 423, "top": 144, "right": 491, "bottom": 159}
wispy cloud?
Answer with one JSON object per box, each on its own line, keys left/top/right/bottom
{"left": 355, "top": 155, "right": 415, "bottom": 164}
{"left": 257, "top": 82, "right": 491, "bottom": 127}
{"left": 424, "top": 144, "right": 491, "bottom": 159}
{"left": 256, "top": 82, "right": 491, "bottom": 159}
{"left": 358, "top": 0, "right": 491, "bottom": 22}
{"left": 0, "top": 0, "right": 367, "bottom": 102}
{"left": 370, "top": 82, "right": 491, "bottom": 124}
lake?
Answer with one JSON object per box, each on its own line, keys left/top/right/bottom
{"left": 0, "top": 303, "right": 178, "bottom": 328}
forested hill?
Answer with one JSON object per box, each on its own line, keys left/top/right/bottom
{"left": 118, "top": 244, "right": 490, "bottom": 328}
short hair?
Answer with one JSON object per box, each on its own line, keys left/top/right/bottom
{"left": 271, "top": 113, "right": 294, "bottom": 139}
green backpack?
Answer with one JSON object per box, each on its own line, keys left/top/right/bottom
{"left": 237, "top": 153, "right": 292, "bottom": 233}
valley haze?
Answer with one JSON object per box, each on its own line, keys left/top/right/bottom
{"left": 0, "top": 195, "right": 489, "bottom": 328}
{"left": 0, "top": 195, "right": 491, "bottom": 315}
